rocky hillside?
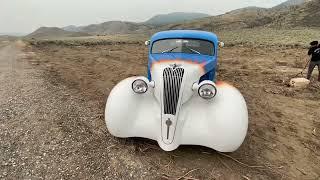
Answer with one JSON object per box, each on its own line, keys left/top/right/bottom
{"left": 26, "top": 27, "right": 90, "bottom": 39}
{"left": 272, "top": 0, "right": 309, "bottom": 9}
{"left": 158, "top": 0, "right": 319, "bottom": 31}
{"left": 270, "top": 0, "right": 320, "bottom": 27}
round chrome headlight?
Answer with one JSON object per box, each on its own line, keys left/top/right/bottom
{"left": 198, "top": 83, "right": 217, "bottom": 99}
{"left": 132, "top": 79, "right": 148, "bottom": 94}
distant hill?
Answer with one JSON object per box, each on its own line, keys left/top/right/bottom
{"left": 26, "top": 0, "right": 320, "bottom": 39}
{"left": 158, "top": 7, "right": 271, "bottom": 31}
{"left": 80, "top": 21, "right": 152, "bottom": 35}
{"left": 59, "top": 12, "right": 210, "bottom": 35}
{"left": 0, "top": 35, "right": 19, "bottom": 41}
{"left": 62, "top": 25, "right": 84, "bottom": 32}
{"left": 26, "top": 27, "right": 90, "bottom": 39}
{"left": 144, "top": 12, "right": 210, "bottom": 26}
{"left": 0, "top": 32, "right": 26, "bottom": 36}
{"left": 226, "top": 6, "right": 268, "bottom": 15}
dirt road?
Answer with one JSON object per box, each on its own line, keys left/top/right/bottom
{"left": 0, "top": 42, "right": 155, "bottom": 179}
{"left": 1, "top": 41, "right": 319, "bottom": 179}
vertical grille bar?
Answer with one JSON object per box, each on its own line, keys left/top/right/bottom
{"left": 163, "top": 67, "right": 184, "bottom": 115}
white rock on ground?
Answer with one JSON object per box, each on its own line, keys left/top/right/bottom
{"left": 289, "top": 78, "right": 310, "bottom": 88}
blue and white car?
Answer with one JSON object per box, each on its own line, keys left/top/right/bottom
{"left": 105, "top": 30, "right": 248, "bottom": 152}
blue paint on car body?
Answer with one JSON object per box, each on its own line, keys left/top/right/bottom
{"left": 147, "top": 30, "right": 219, "bottom": 82}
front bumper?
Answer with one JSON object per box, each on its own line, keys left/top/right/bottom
{"left": 105, "top": 76, "right": 248, "bottom": 152}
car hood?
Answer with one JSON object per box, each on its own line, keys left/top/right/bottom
{"left": 149, "top": 53, "right": 217, "bottom": 74}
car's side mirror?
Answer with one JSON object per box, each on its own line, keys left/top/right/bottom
{"left": 145, "top": 40, "right": 150, "bottom": 46}
{"left": 218, "top": 41, "right": 225, "bottom": 48}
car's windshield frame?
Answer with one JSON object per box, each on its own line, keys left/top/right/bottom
{"left": 151, "top": 38, "right": 215, "bottom": 56}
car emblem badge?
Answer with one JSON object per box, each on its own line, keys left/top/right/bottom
{"left": 170, "top": 63, "right": 181, "bottom": 69}
{"left": 166, "top": 118, "right": 173, "bottom": 139}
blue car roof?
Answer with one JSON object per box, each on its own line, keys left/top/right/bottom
{"left": 151, "top": 30, "right": 218, "bottom": 43}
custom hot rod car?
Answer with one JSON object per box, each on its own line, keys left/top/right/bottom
{"left": 105, "top": 30, "right": 248, "bottom": 152}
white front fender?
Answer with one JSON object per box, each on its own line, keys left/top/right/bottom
{"left": 105, "top": 78, "right": 248, "bottom": 152}
{"left": 105, "top": 76, "right": 161, "bottom": 141}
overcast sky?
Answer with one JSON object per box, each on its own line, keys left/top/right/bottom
{"left": 1, "top": 0, "right": 287, "bottom": 34}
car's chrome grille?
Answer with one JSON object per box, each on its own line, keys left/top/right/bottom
{"left": 163, "top": 67, "right": 184, "bottom": 115}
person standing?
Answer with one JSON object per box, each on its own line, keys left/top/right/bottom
{"left": 307, "top": 41, "right": 320, "bottom": 81}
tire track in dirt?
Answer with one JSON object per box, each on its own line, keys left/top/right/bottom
{"left": 0, "top": 42, "right": 158, "bottom": 179}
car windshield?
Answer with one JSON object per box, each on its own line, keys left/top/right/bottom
{"left": 151, "top": 39, "right": 214, "bottom": 56}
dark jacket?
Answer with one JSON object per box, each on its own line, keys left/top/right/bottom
{"left": 308, "top": 45, "right": 320, "bottom": 62}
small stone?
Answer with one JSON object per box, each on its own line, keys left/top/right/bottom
{"left": 289, "top": 78, "right": 310, "bottom": 88}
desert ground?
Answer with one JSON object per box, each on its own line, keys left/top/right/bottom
{"left": 0, "top": 32, "right": 319, "bottom": 179}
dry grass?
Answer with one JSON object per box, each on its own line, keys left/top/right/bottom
{"left": 25, "top": 34, "right": 149, "bottom": 47}
{"left": 216, "top": 28, "right": 320, "bottom": 47}
{"left": 25, "top": 27, "right": 320, "bottom": 49}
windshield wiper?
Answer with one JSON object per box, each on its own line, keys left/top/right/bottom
{"left": 162, "top": 46, "right": 178, "bottom": 53}
{"left": 186, "top": 47, "right": 201, "bottom": 55}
